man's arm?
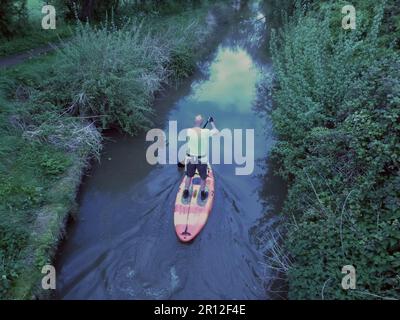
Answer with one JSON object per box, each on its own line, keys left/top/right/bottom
{"left": 209, "top": 117, "right": 219, "bottom": 135}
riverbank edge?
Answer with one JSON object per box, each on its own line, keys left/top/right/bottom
{"left": 12, "top": 153, "right": 88, "bottom": 299}
{"left": 9, "top": 9, "right": 219, "bottom": 301}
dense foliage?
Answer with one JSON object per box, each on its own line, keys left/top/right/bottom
{"left": 265, "top": 0, "right": 400, "bottom": 299}
{"left": 0, "top": 0, "right": 208, "bottom": 57}
{"left": 0, "top": 0, "right": 28, "bottom": 38}
{"left": 53, "top": 0, "right": 120, "bottom": 21}
{"left": 43, "top": 14, "right": 207, "bottom": 134}
{"left": 54, "top": 0, "right": 207, "bottom": 21}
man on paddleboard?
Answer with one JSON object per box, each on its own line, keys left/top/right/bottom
{"left": 183, "top": 115, "right": 219, "bottom": 201}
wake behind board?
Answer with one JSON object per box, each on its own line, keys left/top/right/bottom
{"left": 174, "top": 165, "right": 215, "bottom": 242}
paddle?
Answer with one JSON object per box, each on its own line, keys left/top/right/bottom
{"left": 177, "top": 116, "right": 213, "bottom": 168}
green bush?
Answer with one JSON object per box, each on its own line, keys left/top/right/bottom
{"left": 54, "top": 0, "right": 120, "bottom": 21}
{"left": 0, "top": 0, "right": 28, "bottom": 38}
{"left": 119, "top": 0, "right": 204, "bottom": 16}
{"left": 46, "top": 21, "right": 168, "bottom": 134}
{"left": 37, "top": 14, "right": 207, "bottom": 135}
{"left": 266, "top": 0, "right": 400, "bottom": 299}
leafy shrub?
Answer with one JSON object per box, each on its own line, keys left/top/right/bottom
{"left": 38, "top": 15, "right": 207, "bottom": 135}
{"left": 266, "top": 0, "right": 400, "bottom": 299}
{"left": 46, "top": 21, "right": 169, "bottom": 134}
{"left": 54, "top": 0, "right": 120, "bottom": 21}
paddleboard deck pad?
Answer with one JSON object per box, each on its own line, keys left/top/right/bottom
{"left": 174, "top": 165, "right": 215, "bottom": 242}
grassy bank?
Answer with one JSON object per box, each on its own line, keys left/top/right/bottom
{"left": 0, "top": 25, "right": 73, "bottom": 58}
{"left": 0, "top": 4, "right": 217, "bottom": 299}
{"left": 262, "top": 0, "right": 400, "bottom": 299}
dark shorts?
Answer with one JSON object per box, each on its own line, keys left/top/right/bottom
{"left": 186, "top": 162, "right": 208, "bottom": 180}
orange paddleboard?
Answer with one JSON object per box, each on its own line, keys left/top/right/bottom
{"left": 174, "top": 165, "right": 215, "bottom": 242}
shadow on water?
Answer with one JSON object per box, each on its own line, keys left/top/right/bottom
{"left": 54, "top": 1, "right": 287, "bottom": 300}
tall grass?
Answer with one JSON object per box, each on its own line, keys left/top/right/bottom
{"left": 52, "top": 21, "right": 169, "bottom": 134}
{"left": 44, "top": 15, "right": 208, "bottom": 135}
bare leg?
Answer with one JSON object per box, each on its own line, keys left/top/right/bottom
{"left": 184, "top": 176, "right": 192, "bottom": 190}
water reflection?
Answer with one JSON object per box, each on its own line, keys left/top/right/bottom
{"left": 193, "top": 47, "right": 258, "bottom": 112}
